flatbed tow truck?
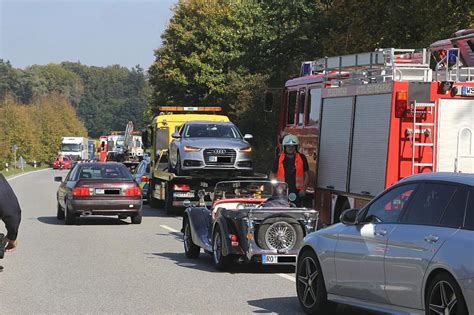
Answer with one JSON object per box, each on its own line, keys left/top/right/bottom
{"left": 144, "top": 106, "right": 266, "bottom": 214}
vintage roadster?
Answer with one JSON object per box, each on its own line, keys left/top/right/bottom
{"left": 182, "top": 180, "right": 319, "bottom": 270}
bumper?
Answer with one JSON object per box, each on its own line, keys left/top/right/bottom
{"left": 70, "top": 198, "right": 142, "bottom": 215}
{"left": 181, "top": 151, "right": 253, "bottom": 171}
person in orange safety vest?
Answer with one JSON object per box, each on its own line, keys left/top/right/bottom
{"left": 270, "top": 134, "right": 309, "bottom": 206}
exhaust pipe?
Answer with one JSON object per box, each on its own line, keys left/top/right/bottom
{"left": 82, "top": 211, "right": 92, "bottom": 216}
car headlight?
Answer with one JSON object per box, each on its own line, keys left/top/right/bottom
{"left": 184, "top": 145, "right": 202, "bottom": 152}
{"left": 239, "top": 147, "right": 252, "bottom": 153}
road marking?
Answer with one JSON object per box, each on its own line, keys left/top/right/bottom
{"left": 7, "top": 168, "right": 50, "bottom": 181}
{"left": 160, "top": 225, "right": 180, "bottom": 233}
{"left": 277, "top": 273, "right": 296, "bottom": 282}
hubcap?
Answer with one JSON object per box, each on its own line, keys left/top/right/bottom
{"left": 297, "top": 256, "right": 319, "bottom": 308}
{"left": 429, "top": 281, "right": 458, "bottom": 315}
{"left": 265, "top": 221, "right": 297, "bottom": 250}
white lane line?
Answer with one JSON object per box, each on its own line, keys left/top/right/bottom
{"left": 277, "top": 273, "right": 296, "bottom": 282}
{"left": 160, "top": 225, "right": 180, "bottom": 233}
{"left": 7, "top": 168, "right": 50, "bottom": 181}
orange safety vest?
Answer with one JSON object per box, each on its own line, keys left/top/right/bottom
{"left": 275, "top": 153, "right": 305, "bottom": 190}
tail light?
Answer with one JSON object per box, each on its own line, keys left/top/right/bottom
{"left": 230, "top": 234, "right": 238, "bottom": 246}
{"left": 125, "top": 187, "right": 141, "bottom": 196}
{"left": 395, "top": 91, "right": 408, "bottom": 118}
{"left": 73, "top": 187, "right": 90, "bottom": 196}
{"left": 173, "top": 184, "right": 190, "bottom": 191}
{"left": 140, "top": 175, "right": 150, "bottom": 183}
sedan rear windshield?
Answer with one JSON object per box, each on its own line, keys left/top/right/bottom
{"left": 74, "top": 164, "right": 132, "bottom": 180}
{"left": 184, "top": 124, "right": 242, "bottom": 139}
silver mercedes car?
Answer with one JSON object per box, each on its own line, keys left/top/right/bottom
{"left": 297, "top": 172, "right": 473, "bottom": 315}
{"left": 169, "top": 121, "right": 254, "bottom": 175}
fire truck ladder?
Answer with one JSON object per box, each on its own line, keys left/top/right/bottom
{"left": 411, "top": 100, "right": 437, "bottom": 174}
{"left": 455, "top": 127, "right": 474, "bottom": 173}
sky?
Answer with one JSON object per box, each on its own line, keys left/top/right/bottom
{"left": 0, "top": 0, "right": 177, "bottom": 70}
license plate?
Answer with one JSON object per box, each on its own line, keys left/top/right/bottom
{"left": 95, "top": 188, "right": 105, "bottom": 194}
{"left": 262, "top": 255, "right": 278, "bottom": 264}
{"left": 461, "top": 86, "right": 474, "bottom": 96}
{"left": 173, "top": 192, "right": 195, "bottom": 198}
{"left": 209, "top": 156, "right": 217, "bottom": 162}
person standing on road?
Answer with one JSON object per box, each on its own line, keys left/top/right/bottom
{"left": 0, "top": 174, "right": 21, "bottom": 256}
{"left": 270, "top": 134, "right": 309, "bottom": 206}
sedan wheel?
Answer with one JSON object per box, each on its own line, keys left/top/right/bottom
{"left": 56, "top": 202, "right": 65, "bottom": 220}
{"left": 296, "top": 250, "right": 334, "bottom": 313}
{"left": 64, "top": 203, "right": 76, "bottom": 225}
{"left": 426, "top": 273, "right": 468, "bottom": 315}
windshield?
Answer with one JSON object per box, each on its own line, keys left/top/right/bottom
{"left": 61, "top": 143, "right": 81, "bottom": 152}
{"left": 184, "top": 124, "right": 242, "bottom": 139}
{"left": 213, "top": 181, "right": 288, "bottom": 202}
{"left": 74, "top": 164, "right": 133, "bottom": 180}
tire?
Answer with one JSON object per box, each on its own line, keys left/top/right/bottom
{"left": 56, "top": 202, "right": 65, "bottom": 220}
{"left": 165, "top": 183, "right": 174, "bottom": 215}
{"left": 212, "top": 229, "right": 230, "bottom": 271}
{"left": 296, "top": 249, "right": 335, "bottom": 314}
{"left": 257, "top": 217, "right": 304, "bottom": 250}
{"left": 65, "top": 202, "right": 76, "bottom": 225}
{"left": 183, "top": 218, "right": 200, "bottom": 258}
{"left": 175, "top": 152, "right": 183, "bottom": 176}
{"left": 425, "top": 272, "right": 468, "bottom": 315}
{"left": 131, "top": 210, "right": 142, "bottom": 224}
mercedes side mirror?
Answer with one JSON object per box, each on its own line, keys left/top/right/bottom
{"left": 171, "top": 132, "right": 181, "bottom": 139}
{"left": 340, "top": 208, "right": 359, "bottom": 225}
{"left": 54, "top": 176, "right": 63, "bottom": 182}
{"left": 243, "top": 134, "right": 253, "bottom": 140}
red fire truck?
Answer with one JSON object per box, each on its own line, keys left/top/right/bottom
{"left": 273, "top": 29, "right": 474, "bottom": 225}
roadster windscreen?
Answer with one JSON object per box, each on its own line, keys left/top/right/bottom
{"left": 183, "top": 124, "right": 242, "bottom": 139}
{"left": 213, "top": 181, "right": 288, "bottom": 201}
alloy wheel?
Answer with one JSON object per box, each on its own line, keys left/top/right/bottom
{"left": 297, "top": 256, "right": 319, "bottom": 309}
{"left": 428, "top": 281, "right": 458, "bottom": 315}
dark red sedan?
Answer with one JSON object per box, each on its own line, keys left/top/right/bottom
{"left": 52, "top": 155, "right": 73, "bottom": 169}
{"left": 55, "top": 162, "right": 143, "bottom": 225}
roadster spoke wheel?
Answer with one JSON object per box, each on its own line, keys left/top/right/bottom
{"left": 429, "top": 281, "right": 458, "bottom": 315}
{"left": 297, "top": 256, "right": 319, "bottom": 309}
{"left": 265, "top": 221, "right": 297, "bottom": 250}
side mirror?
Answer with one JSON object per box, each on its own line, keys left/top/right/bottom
{"left": 142, "top": 130, "right": 149, "bottom": 148}
{"left": 243, "top": 134, "right": 253, "bottom": 140}
{"left": 340, "top": 208, "right": 359, "bottom": 225}
{"left": 54, "top": 176, "right": 63, "bottom": 182}
{"left": 171, "top": 132, "right": 181, "bottom": 139}
{"left": 264, "top": 91, "right": 273, "bottom": 112}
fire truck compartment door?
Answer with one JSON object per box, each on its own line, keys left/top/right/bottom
{"left": 437, "top": 99, "right": 474, "bottom": 173}
{"left": 317, "top": 96, "right": 353, "bottom": 192}
{"left": 350, "top": 94, "right": 392, "bottom": 196}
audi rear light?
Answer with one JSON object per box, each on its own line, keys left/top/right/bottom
{"left": 73, "top": 187, "right": 90, "bottom": 196}
{"left": 173, "top": 184, "right": 190, "bottom": 191}
{"left": 125, "top": 187, "right": 141, "bottom": 196}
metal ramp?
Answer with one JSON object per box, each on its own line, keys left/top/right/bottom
{"left": 300, "top": 48, "right": 432, "bottom": 84}
{"left": 409, "top": 101, "right": 437, "bottom": 174}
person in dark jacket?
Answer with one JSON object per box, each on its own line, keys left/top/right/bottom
{"left": 0, "top": 174, "right": 21, "bottom": 253}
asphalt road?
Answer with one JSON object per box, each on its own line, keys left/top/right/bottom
{"left": 1, "top": 169, "right": 378, "bottom": 314}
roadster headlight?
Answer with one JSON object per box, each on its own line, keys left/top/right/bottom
{"left": 184, "top": 145, "right": 202, "bottom": 152}
{"left": 239, "top": 146, "right": 252, "bottom": 153}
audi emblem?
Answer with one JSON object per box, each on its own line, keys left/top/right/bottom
{"left": 212, "top": 149, "right": 226, "bottom": 154}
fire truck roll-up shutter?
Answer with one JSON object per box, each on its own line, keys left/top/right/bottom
{"left": 317, "top": 97, "right": 353, "bottom": 192}
{"left": 438, "top": 99, "right": 474, "bottom": 173}
{"left": 349, "top": 94, "right": 392, "bottom": 197}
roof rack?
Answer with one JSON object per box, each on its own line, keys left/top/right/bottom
{"left": 300, "top": 48, "right": 432, "bottom": 85}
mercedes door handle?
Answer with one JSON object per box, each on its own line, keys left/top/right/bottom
{"left": 424, "top": 235, "right": 439, "bottom": 244}
{"left": 374, "top": 229, "right": 387, "bottom": 237}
